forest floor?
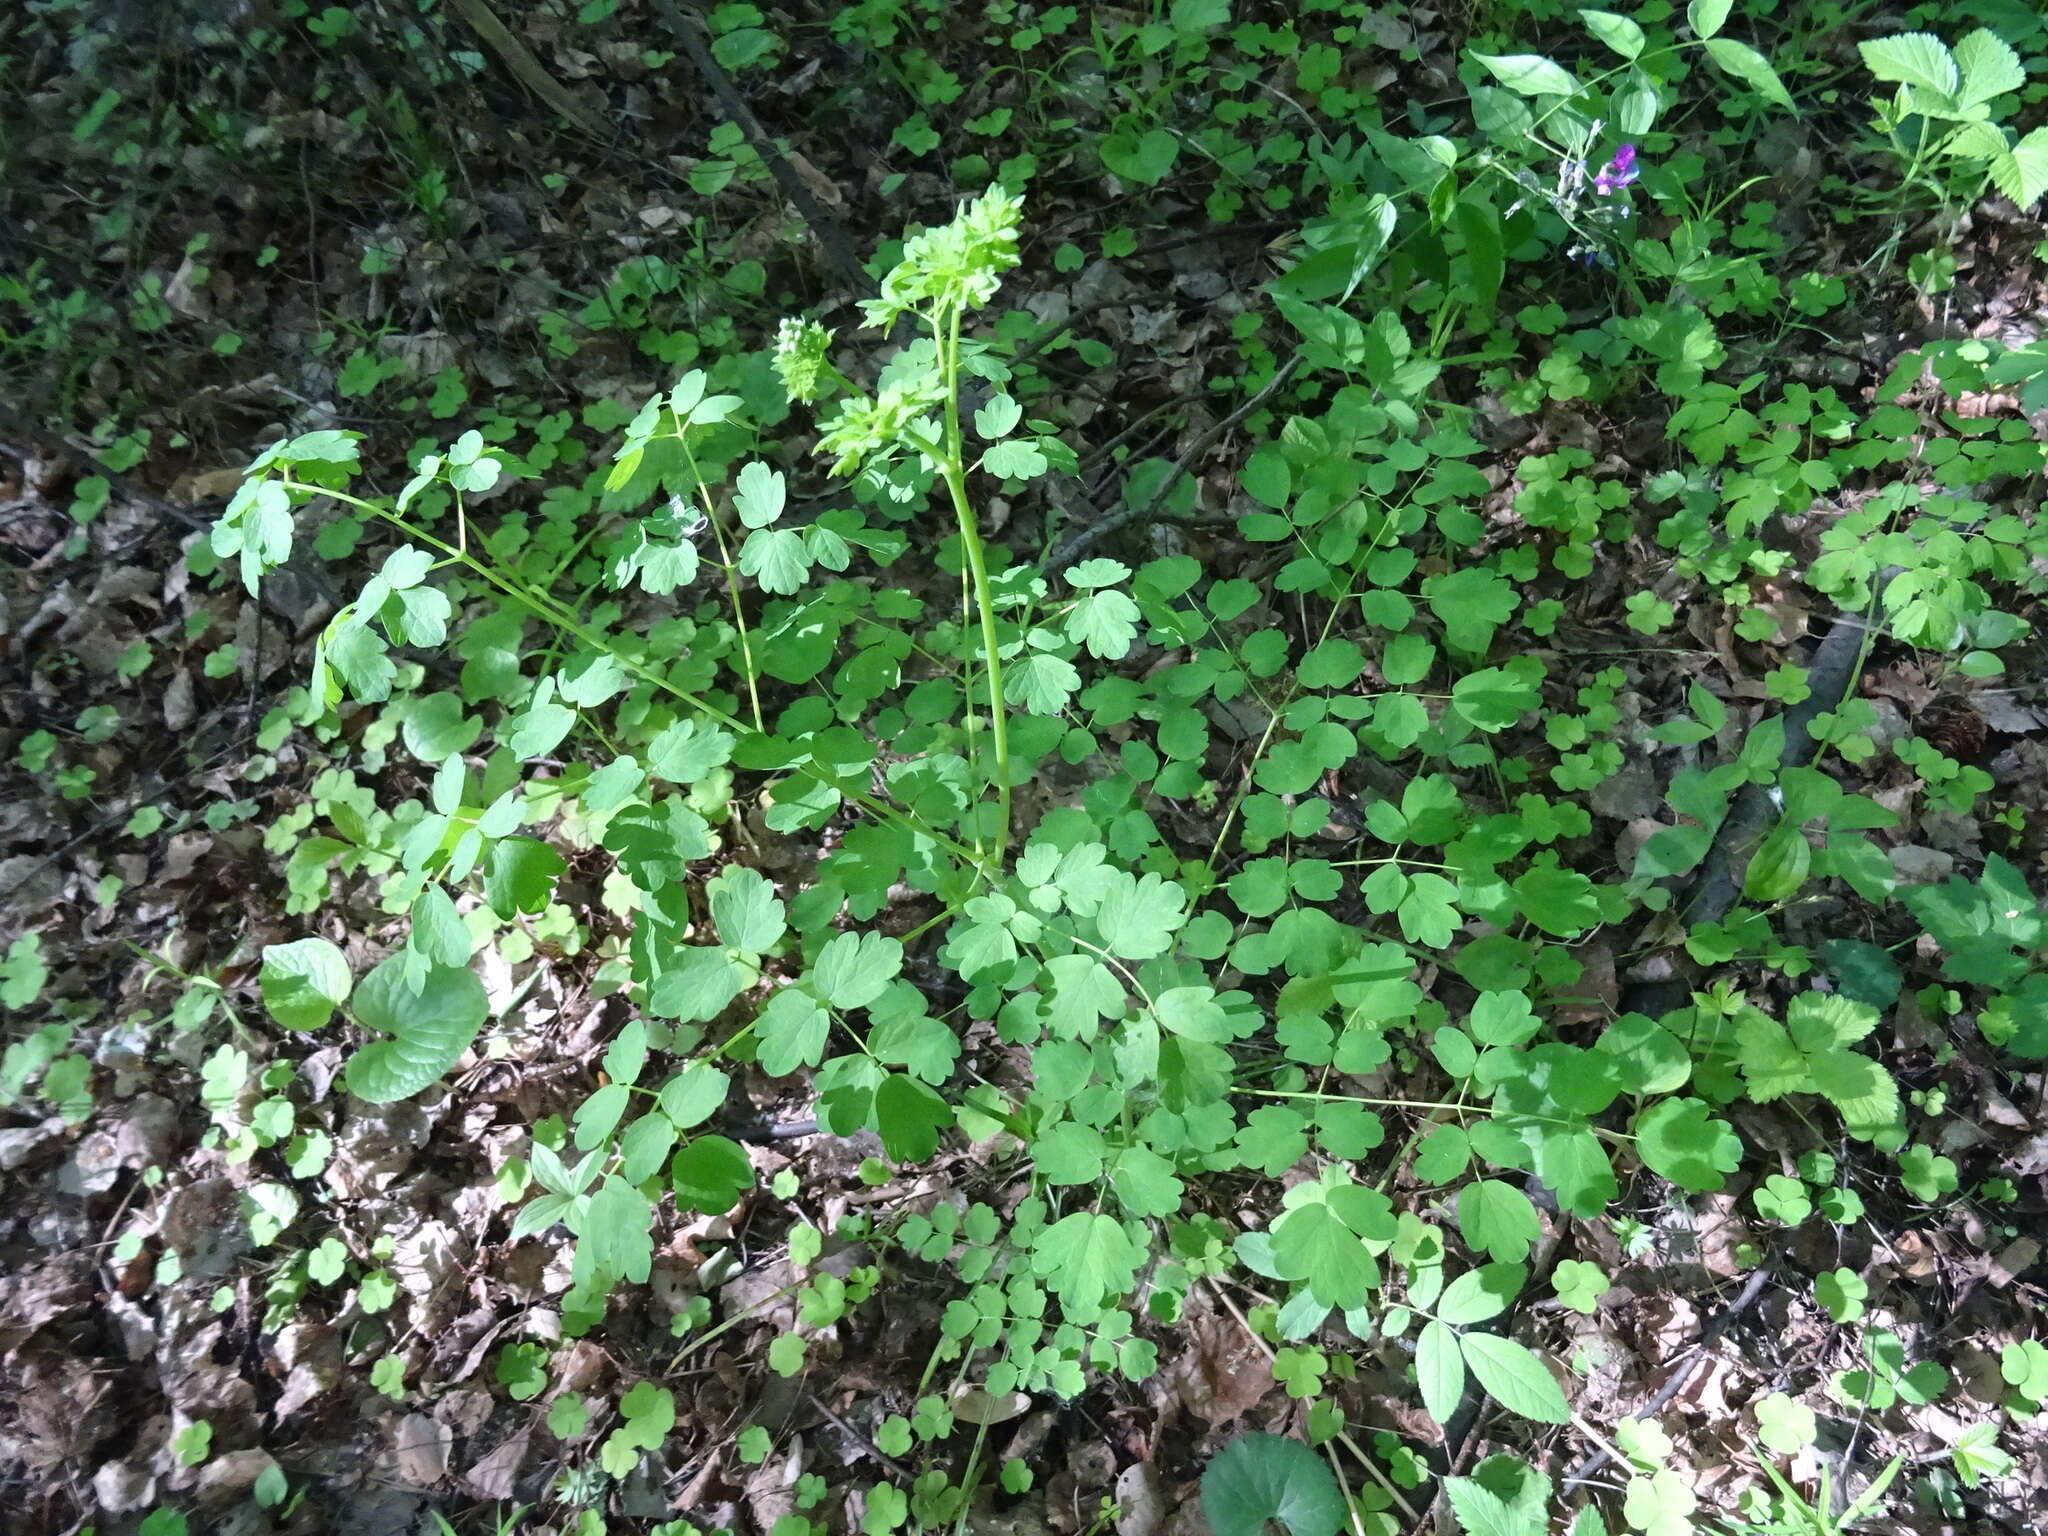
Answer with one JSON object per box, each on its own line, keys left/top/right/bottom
{"left": 4, "top": 4, "right": 2048, "bottom": 1536}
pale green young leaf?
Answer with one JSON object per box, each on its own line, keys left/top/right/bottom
{"left": 733, "top": 460, "right": 786, "bottom": 529}
{"left": 710, "top": 866, "right": 785, "bottom": 954}
{"left": 1990, "top": 127, "right": 2048, "bottom": 209}
{"left": 1953, "top": 29, "right": 2026, "bottom": 108}
{"left": 1859, "top": 33, "right": 1959, "bottom": 99}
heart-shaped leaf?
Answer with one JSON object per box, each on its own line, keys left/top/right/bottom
{"left": 343, "top": 956, "right": 489, "bottom": 1103}
{"left": 1201, "top": 1433, "right": 1344, "bottom": 1536}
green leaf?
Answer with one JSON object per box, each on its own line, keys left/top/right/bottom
{"left": 1458, "top": 1183, "right": 1541, "bottom": 1263}
{"left": 1742, "top": 822, "right": 1811, "bottom": 902}
{"left": 1633, "top": 1097, "right": 1742, "bottom": 1192}
{"left": 645, "top": 719, "right": 735, "bottom": 784}
{"left": 343, "top": 957, "right": 489, "bottom": 1103}
{"left": 485, "top": 837, "right": 567, "bottom": 918}
{"left": 1438, "top": 1262, "right": 1524, "bottom": 1326}
{"left": 1005, "top": 653, "right": 1082, "bottom": 714}
{"left": 260, "top": 938, "right": 352, "bottom": 1031}
{"left": 407, "top": 884, "right": 471, "bottom": 966}
{"left": 657, "top": 1063, "right": 729, "bottom": 1129}
{"left": 1065, "top": 588, "right": 1141, "bottom": 660}
{"left": 1858, "top": 32, "right": 1958, "bottom": 99}
{"left": 1953, "top": 28, "right": 2025, "bottom": 108}
{"left": 809, "top": 930, "right": 904, "bottom": 1010}
{"left": 1461, "top": 1333, "right": 1569, "bottom": 1423}
{"left": 649, "top": 945, "right": 751, "bottom": 1022}
{"left": 1704, "top": 37, "right": 1795, "bottom": 110}
{"left": 874, "top": 1072, "right": 955, "bottom": 1161}
{"left": 1579, "top": 9, "right": 1645, "bottom": 59}
{"left": 1416, "top": 1320, "right": 1466, "bottom": 1424}
{"left": 1201, "top": 1434, "right": 1345, "bottom": 1536}
{"left": 710, "top": 866, "right": 785, "bottom": 953}
{"left": 740, "top": 528, "right": 809, "bottom": 594}
{"left": 1686, "top": 0, "right": 1732, "bottom": 39}
{"left": 733, "top": 460, "right": 786, "bottom": 529}
{"left": 1471, "top": 53, "right": 1579, "bottom": 97}
{"left": 1100, "top": 121, "right": 1180, "bottom": 184}
{"left": 1445, "top": 1475, "right": 1543, "bottom": 1536}
{"left": 1451, "top": 667, "right": 1536, "bottom": 731}
{"left": 577, "top": 1174, "right": 653, "bottom": 1284}
{"left": 670, "top": 1135, "right": 754, "bottom": 1213}
{"left": 1990, "top": 127, "right": 2048, "bottom": 209}
{"left": 1031, "top": 1211, "right": 1142, "bottom": 1317}
{"left": 1512, "top": 867, "right": 1599, "bottom": 937}
{"left": 756, "top": 987, "right": 831, "bottom": 1075}
{"left": 1094, "top": 871, "right": 1187, "bottom": 960}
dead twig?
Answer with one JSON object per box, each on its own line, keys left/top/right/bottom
{"left": 445, "top": 0, "right": 609, "bottom": 139}
{"left": 650, "top": 0, "right": 873, "bottom": 302}
{"left": 1045, "top": 353, "right": 1301, "bottom": 571}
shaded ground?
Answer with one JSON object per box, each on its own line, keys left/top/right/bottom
{"left": 4, "top": 3, "right": 2048, "bottom": 1535}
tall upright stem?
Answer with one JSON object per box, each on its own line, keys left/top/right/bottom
{"left": 937, "top": 308, "right": 1013, "bottom": 869}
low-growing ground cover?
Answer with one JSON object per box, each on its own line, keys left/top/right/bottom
{"left": 2, "top": 3, "right": 2047, "bottom": 1535}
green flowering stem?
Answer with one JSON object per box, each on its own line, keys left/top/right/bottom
{"left": 935, "top": 307, "right": 1014, "bottom": 870}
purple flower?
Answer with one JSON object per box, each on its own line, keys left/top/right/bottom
{"left": 1593, "top": 143, "right": 1638, "bottom": 195}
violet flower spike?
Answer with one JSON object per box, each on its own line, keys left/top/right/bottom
{"left": 1593, "top": 144, "right": 1638, "bottom": 196}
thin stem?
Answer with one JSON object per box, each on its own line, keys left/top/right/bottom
{"left": 299, "top": 482, "right": 988, "bottom": 868}
{"left": 937, "top": 305, "right": 1014, "bottom": 868}
{"left": 688, "top": 466, "right": 765, "bottom": 732}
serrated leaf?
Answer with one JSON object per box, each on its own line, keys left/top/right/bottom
{"left": 1859, "top": 32, "right": 1958, "bottom": 99}
{"left": 1990, "top": 127, "right": 2048, "bottom": 209}
{"left": 1954, "top": 29, "right": 2025, "bottom": 108}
